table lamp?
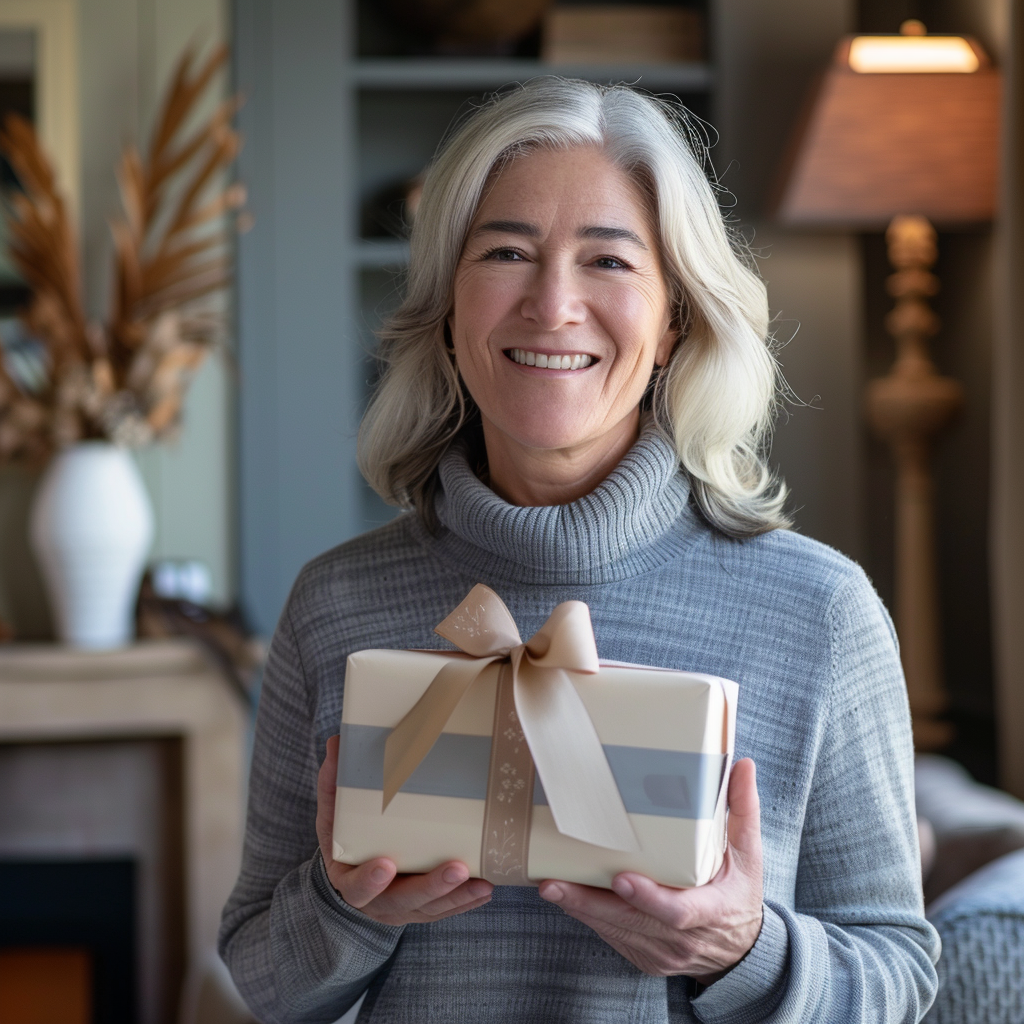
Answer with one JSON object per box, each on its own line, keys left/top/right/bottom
{"left": 773, "top": 22, "right": 1001, "bottom": 750}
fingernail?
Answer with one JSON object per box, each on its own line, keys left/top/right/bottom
{"left": 443, "top": 867, "right": 466, "bottom": 885}
{"left": 542, "top": 883, "right": 564, "bottom": 903}
{"left": 371, "top": 867, "right": 388, "bottom": 884}
{"left": 613, "top": 877, "right": 634, "bottom": 899}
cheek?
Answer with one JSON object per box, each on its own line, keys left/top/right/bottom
{"left": 597, "top": 288, "right": 671, "bottom": 365}
{"left": 452, "top": 270, "right": 521, "bottom": 336}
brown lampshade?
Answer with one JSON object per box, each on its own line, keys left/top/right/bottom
{"left": 774, "top": 37, "right": 1001, "bottom": 227}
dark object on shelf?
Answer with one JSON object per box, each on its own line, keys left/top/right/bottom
{"left": 135, "top": 573, "right": 265, "bottom": 704}
{"left": 0, "top": 615, "right": 12, "bottom": 642}
{"left": 0, "top": 282, "right": 30, "bottom": 316}
{"left": 360, "top": 174, "right": 424, "bottom": 239}
{"left": 379, "top": 0, "right": 553, "bottom": 55}
{"left": 542, "top": 5, "right": 704, "bottom": 64}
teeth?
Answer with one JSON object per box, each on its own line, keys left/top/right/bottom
{"left": 508, "top": 349, "right": 593, "bottom": 369}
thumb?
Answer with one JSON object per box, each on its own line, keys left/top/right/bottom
{"left": 726, "top": 758, "right": 762, "bottom": 864}
{"left": 316, "top": 735, "right": 340, "bottom": 853}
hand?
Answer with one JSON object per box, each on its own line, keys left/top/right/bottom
{"left": 316, "top": 734, "right": 494, "bottom": 925}
{"left": 538, "top": 758, "right": 763, "bottom": 983}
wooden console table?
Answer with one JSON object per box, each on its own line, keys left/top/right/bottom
{"left": 0, "top": 641, "right": 250, "bottom": 1024}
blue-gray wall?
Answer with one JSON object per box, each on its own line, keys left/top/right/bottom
{"left": 234, "top": 0, "right": 364, "bottom": 635}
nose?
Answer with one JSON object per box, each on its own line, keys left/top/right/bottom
{"left": 519, "top": 261, "right": 586, "bottom": 331}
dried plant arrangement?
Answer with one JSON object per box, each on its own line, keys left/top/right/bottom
{"left": 0, "top": 43, "right": 245, "bottom": 464}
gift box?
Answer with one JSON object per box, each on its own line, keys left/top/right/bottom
{"left": 333, "top": 586, "right": 737, "bottom": 890}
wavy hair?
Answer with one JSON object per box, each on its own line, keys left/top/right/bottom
{"left": 358, "top": 77, "right": 789, "bottom": 537}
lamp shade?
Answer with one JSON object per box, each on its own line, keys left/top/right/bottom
{"left": 774, "top": 37, "right": 1001, "bottom": 227}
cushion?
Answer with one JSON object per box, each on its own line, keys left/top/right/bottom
{"left": 924, "top": 847, "right": 1024, "bottom": 1024}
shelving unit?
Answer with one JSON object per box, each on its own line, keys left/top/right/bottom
{"left": 346, "top": 5, "right": 714, "bottom": 527}
{"left": 350, "top": 58, "right": 713, "bottom": 91}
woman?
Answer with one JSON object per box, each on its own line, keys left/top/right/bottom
{"left": 220, "top": 78, "right": 939, "bottom": 1023}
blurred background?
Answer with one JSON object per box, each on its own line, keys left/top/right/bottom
{"left": 1, "top": 1, "right": 1023, "bottom": 1022}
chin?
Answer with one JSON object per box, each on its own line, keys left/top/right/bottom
{"left": 490, "top": 411, "right": 609, "bottom": 454}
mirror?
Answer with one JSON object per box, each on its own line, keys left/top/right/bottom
{"left": 0, "top": 27, "right": 34, "bottom": 313}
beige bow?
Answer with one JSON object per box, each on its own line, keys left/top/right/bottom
{"left": 382, "top": 584, "right": 640, "bottom": 852}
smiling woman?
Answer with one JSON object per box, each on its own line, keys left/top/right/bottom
{"left": 220, "top": 78, "right": 939, "bottom": 1024}
{"left": 359, "top": 78, "right": 783, "bottom": 537}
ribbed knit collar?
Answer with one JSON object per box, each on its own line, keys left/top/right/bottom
{"left": 424, "top": 420, "right": 700, "bottom": 585}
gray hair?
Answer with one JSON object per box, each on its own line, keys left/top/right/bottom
{"left": 358, "top": 77, "right": 789, "bottom": 537}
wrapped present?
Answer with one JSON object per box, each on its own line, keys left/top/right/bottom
{"left": 333, "top": 585, "right": 737, "bottom": 889}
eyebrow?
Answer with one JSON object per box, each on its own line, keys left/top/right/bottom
{"left": 472, "top": 220, "right": 648, "bottom": 250}
{"left": 578, "top": 225, "right": 648, "bottom": 249}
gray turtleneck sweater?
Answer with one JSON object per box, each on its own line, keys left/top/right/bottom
{"left": 219, "top": 428, "right": 939, "bottom": 1024}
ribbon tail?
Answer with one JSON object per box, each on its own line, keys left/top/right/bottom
{"left": 382, "top": 655, "right": 500, "bottom": 811}
{"left": 513, "top": 657, "right": 640, "bottom": 853}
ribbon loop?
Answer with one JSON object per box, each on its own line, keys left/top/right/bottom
{"left": 523, "top": 600, "right": 600, "bottom": 673}
{"left": 434, "top": 584, "right": 522, "bottom": 656}
{"left": 382, "top": 585, "right": 640, "bottom": 857}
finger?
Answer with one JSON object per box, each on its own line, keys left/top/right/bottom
{"left": 332, "top": 857, "right": 398, "bottom": 909}
{"left": 609, "top": 873, "right": 705, "bottom": 931}
{"left": 539, "top": 880, "right": 650, "bottom": 932}
{"left": 316, "top": 736, "right": 340, "bottom": 854}
{"left": 726, "top": 758, "right": 762, "bottom": 866}
{"left": 377, "top": 861, "right": 475, "bottom": 917}
{"left": 318, "top": 735, "right": 340, "bottom": 797}
{"left": 414, "top": 891, "right": 495, "bottom": 923}
{"left": 418, "top": 878, "right": 494, "bottom": 917}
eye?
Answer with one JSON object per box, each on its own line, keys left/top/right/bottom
{"left": 591, "top": 255, "right": 630, "bottom": 270}
{"left": 482, "top": 246, "right": 525, "bottom": 262}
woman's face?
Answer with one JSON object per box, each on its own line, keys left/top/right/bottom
{"left": 449, "top": 145, "right": 677, "bottom": 461}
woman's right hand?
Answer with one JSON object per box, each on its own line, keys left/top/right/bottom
{"left": 316, "top": 734, "right": 494, "bottom": 925}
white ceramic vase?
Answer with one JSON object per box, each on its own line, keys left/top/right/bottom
{"left": 30, "top": 441, "right": 154, "bottom": 649}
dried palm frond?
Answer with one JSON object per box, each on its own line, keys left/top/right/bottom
{"left": 0, "top": 114, "right": 92, "bottom": 372}
{"left": 109, "top": 43, "right": 244, "bottom": 378}
{"left": 0, "top": 39, "right": 244, "bottom": 464}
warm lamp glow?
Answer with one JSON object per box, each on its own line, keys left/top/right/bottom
{"left": 849, "top": 35, "right": 979, "bottom": 74}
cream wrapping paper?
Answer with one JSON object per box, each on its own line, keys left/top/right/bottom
{"left": 333, "top": 631, "right": 738, "bottom": 889}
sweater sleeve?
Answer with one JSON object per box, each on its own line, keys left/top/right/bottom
{"left": 690, "top": 571, "right": 940, "bottom": 1024}
{"left": 218, "top": 599, "right": 405, "bottom": 1024}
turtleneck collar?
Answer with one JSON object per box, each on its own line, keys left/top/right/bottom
{"left": 420, "top": 420, "right": 701, "bottom": 586}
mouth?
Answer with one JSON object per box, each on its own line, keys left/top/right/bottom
{"left": 503, "top": 348, "right": 597, "bottom": 370}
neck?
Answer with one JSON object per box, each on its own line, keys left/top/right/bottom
{"left": 481, "top": 410, "right": 641, "bottom": 507}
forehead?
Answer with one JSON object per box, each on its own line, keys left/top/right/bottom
{"left": 472, "top": 145, "right": 655, "bottom": 231}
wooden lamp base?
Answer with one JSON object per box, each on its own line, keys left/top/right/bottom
{"left": 865, "top": 215, "right": 960, "bottom": 751}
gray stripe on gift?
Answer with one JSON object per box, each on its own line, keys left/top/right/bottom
{"left": 337, "top": 723, "right": 726, "bottom": 820}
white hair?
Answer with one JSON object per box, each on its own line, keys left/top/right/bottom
{"left": 358, "top": 77, "right": 789, "bottom": 537}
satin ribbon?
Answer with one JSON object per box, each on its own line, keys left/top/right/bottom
{"left": 382, "top": 584, "right": 640, "bottom": 853}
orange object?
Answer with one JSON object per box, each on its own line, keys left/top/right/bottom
{"left": 0, "top": 948, "right": 92, "bottom": 1024}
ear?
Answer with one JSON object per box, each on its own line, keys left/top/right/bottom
{"left": 654, "top": 323, "right": 679, "bottom": 368}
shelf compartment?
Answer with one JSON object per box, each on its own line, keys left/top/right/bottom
{"left": 352, "top": 59, "right": 713, "bottom": 92}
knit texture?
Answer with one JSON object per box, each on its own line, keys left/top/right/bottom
{"left": 219, "top": 425, "right": 940, "bottom": 1024}
{"left": 924, "top": 848, "right": 1024, "bottom": 1024}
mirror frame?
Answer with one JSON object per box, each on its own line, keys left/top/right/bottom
{"left": 0, "top": 0, "right": 79, "bottom": 223}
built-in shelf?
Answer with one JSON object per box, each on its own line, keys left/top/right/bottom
{"left": 354, "top": 238, "right": 411, "bottom": 268}
{"left": 352, "top": 58, "right": 713, "bottom": 92}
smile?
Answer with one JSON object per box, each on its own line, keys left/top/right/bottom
{"left": 504, "top": 349, "right": 595, "bottom": 370}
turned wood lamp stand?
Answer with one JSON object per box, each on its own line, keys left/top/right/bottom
{"left": 866, "top": 215, "right": 961, "bottom": 748}
{"left": 774, "top": 24, "right": 1001, "bottom": 749}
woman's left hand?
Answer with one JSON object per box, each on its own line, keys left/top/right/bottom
{"left": 538, "top": 758, "right": 764, "bottom": 984}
